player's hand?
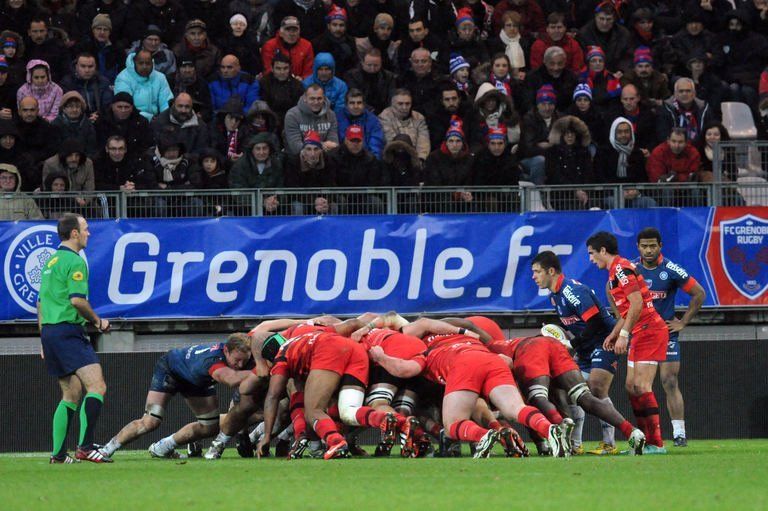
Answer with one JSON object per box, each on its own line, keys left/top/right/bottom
{"left": 256, "top": 437, "right": 269, "bottom": 459}
{"left": 614, "top": 335, "right": 629, "bottom": 355}
{"left": 667, "top": 318, "right": 686, "bottom": 333}
{"left": 603, "top": 332, "right": 617, "bottom": 351}
{"left": 97, "top": 318, "right": 110, "bottom": 333}
{"left": 368, "top": 345, "right": 385, "bottom": 363}
{"left": 40, "top": 345, "right": 45, "bottom": 360}
{"left": 350, "top": 327, "right": 368, "bottom": 342}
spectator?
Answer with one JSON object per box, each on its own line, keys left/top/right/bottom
{"left": 488, "top": 11, "right": 530, "bottom": 76}
{"left": 39, "top": 171, "right": 77, "bottom": 220}
{"left": 448, "top": 53, "right": 473, "bottom": 101}
{"left": 303, "top": 52, "right": 349, "bottom": 112}
{"left": 94, "top": 92, "right": 153, "bottom": 158}
{"left": 354, "top": 13, "right": 399, "bottom": 72}
{"left": 197, "top": 147, "right": 230, "bottom": 216}
{"left": 0, "top": 163, "right": 44, "bottom": 220}
{"left": 229, "top": 132, "right": 284, "bottom": 192}
{"left": 208, "top": 54, "right": 261, "bottom": 114}
{"left": 567, "top": 84, "right": 606, "bottom": 146}
{"left": 76, "top": 3, "right": 130, "bottom": 51}
{"left": 524, "top": 46, "right": 577, "bottom": 112}
{"left": 218, "top": 13, "right": 263, "bottom": 76}
{"left": 261, "top": 16, "right": 314, "bottom": 79}
{"left": 520, "top": 84, "right": 560, "bottom": 185}
{"left": 491, "top": 0, "right": 546, "bottom": 36}
{"left": 0, "top": 119, "right": 34, "bottom": 175}
{"left": 578, "top": 46, "right": 622, "bottom": 108}
{"left": 245, "top": 99, "right": 281, "bottom": 151}
{"left": 125, "top": 0, "right": 187, "bottom": 47}
{"left": 93, "top": 134, "right": 156, "bottom": 192}
{"left": 15, "top": 96, "right": 60, "bottom": 189}
{"left": 424, "top": 117, "right": 474, "bottom": 212}
{"left": 313, "top": 5, "right": 358, "bottom": 77}
{"left": 474, "top": 53, "right": 527, "bottom": 109}
{"left": 545, "top": 115, "right": 595, "bottom": 210}
{"left": 607, "top": 84, "right": 657, "bottom": 155}
{"left": 679, "top": 49, "right": 726, "bottom": 114}
{"left": 283, "top": 84, "right": 339, "bottom": 155}
{"left": 114, "top": 50, "right": 174, "bottom": 121}
{"left": 578, "top": 3, "right": 631, "bottom": 71}
{"left": 150, "top": 92, "right": 209, "bottom": 159}
{"left": 657, "top": 77, "right": 718, "bottom": 144}
{"left": 16, "top": 59, "right": 63, "bottom": 122}
{"left": 284, "top": 130, "right": 337, "bottom": 215}
{"left": 671, "top": 9, "right": 718, "bottom": 73}
{"left": 696, "top": 122, "right": 736, "bottom": 180}
{"left": 73, "top": 14, "right": 122, "bottom": 83}
{"left": 646, "top": 128, "right": 701, "bottom": 184}
{"left": 529, "top": 12, "right": 583, "bottom": 73}
{"left": 627, "top": 8, "right": 661, "bottom": 52}
{"left": 0, "top": 55, "right": 17, "bottom": 119}
{"left": 381, "top": 134, "right": 424, "bottom": 187}
{"left": 36, "top": 0, "right": 81, "bottom": 47}
{"left": 620, "top": 46, "right": 670, "bottom": 109}
{"left": 428, "top": 82, "right": 472, "bottom": 151}
{"left": 167, "top": 59, "right": 212, "bottom": 122}
{"left": 397, "top": 18, "right": 445, "bottom": 73}
{"left": 342, "top": 0, "right": 377, "bottom": 39}
{"left": 0, "top": 1, "right": 34, "bottom": 43}
{"left": 174, "top": 19, "right": 221, "bottom": 80}
{"left": 42, "top": 138, "right": 95, "bottom": 203}
{"left": 210, "top": 96, "right": 252, "bottom": 169}
{"left": 714, "top": 9, "right": 768, "bottom": 107}
{"left": 378, "top": 88, "right": 430, "bottom": 161}
{"left": 25, "top": 18, "right": 68, "bottom": 80}
{"left": 470, "top": 82, "right": 521, "bottom": 154}
{"left": 329, "top": 124, "right": 385, "bottom": 187}
{"left": 471, "top": 126, "right": 521, "bottom": 212}
{"left": 52, "top": 91, "right": 99, "bottom": 158}
{"left": 146, "top": 134, "right": 202, "bottom": 190}
{"left": 343, "top": 48, "right": 396, "bottom": 114}
{"left": 59, "top": 53, "right": 114, "bottom": 118}
{"left": 227, "top": 0, "right": 274, "bottom": 46}
{"left": 273, "top": 0, "right": 327, "bottom": 42}
{"left": 397, "top": 47, "right": 444, "bottom": 116}
{"left": 258, "top": 52, "right": 305, "bottom": 125}
{"left": 1, "top": 30, "right": 27, "bottom": 87}
{"left": 445, "top": 8, "right": 489, "bottom": 71}
{"left": 336, "top": 88, "right": 384, "bottom": 158}
{"left": 127, "top": 25, "right": 177, "bottom": 77}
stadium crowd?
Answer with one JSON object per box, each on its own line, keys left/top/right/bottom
{"left": 2, "top": 0, "right": 768, "bottom": 219}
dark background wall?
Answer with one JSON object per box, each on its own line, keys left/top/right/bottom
{"left": 2, "top": 340, "right": 767, "bottom": 453}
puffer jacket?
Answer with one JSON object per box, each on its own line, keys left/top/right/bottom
{"left": 208, "top": 71, "right": 261, "bottom": 113}
{"left": 114, "top": 53, "right": 174, "bottom": 120}
{"left": 302, "top": 53, "right": 349, "bottom": 112}
{"left": 545, "top": 116, "right": 594, "bottom": 185}
{"left": 15, "top": 59, "right": 63, "bottom": 122}
{"left": 335, "top": 107, "right": 385, "bottom": 159}
{"left": 51, "top": 91, "right": 99, "bottom": 158}
{"left": 0, "top": 163, "right": 44, "bottom": 220}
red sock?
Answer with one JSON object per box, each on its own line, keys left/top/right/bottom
{"left": 629, "top": 395, "right": 647, "bottom": 435}
{"left": 618, "top": 420, "right": 635, "bottom": 439}
{"left": 327, "top": 404, "right": 340, "bottom": 421}
{"left": 313, "top": 417, "right": 344, "bottom": 447}
{"left": 448, "top": 420, "right": 488, "bottom": 443}
{"left": 518, "top": 405, "right": 552, "bottom": 439}
{"left": 289, "top": 392, "right": 306, "bottom": 438}
{"left": 638, "top": 392, "right": 664, "bottom": 447}
{"left": 354, "top": 407, "right": 406, "bottom": 428}
{"left": 544, "top": 408, "right": 564, "bottom": 425}
{"left": 488, "top": 420, "right": 503, "bottom": 431}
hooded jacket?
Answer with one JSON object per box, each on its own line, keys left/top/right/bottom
{"left": 229, "top": 132, "right": 284, "bottom": 189}
{"left": 382, "top": 136, "right": 424, "bottom": 187}
{"left": 335, "top": 107, "right": 385, "bottom": 159}
{"left": 41, "top": 138, "right": 95, "bottom": 192}
{"left": 51, "top": 91, "right": 99, "bottom": 158}
{"left": 0, "top": 30, "right": 26, "bottom": 86}
{"left": 595, "top": 117, "right": 648, "bottom": 184}
{"left": 208, "top": 70, "right": 261, "bottom": 114}
{"left": 545, "top": 116, "right": 594, "bottom": 186}
{"left": 714, "top": 10, "right": 768, "bottom": 89}
{"left": 114, "top": 53, "right": 175, "bottom": 120}
{"left": 470, "top": 83, "right": 521, "bottom": 153}
{"left": 0, "top": 163, "right": 44, "bottom": 220}
{"left": 0, "top": 119, "right": 35, "bottom": 188}
{"left": 283, "top": 95, "right": 339, "bottom": 155}
{"left": 302, "top": 53, "right": 349, "bottom": 112}
{"left": 16, "top": 60, "right": 63, "bottom": 122}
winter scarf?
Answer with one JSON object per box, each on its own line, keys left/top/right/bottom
{"left": 499, "top": 30, "right": 525, "bottom": 69}
{"left": 609, "top": 117, "right": 635, "bottom": 179}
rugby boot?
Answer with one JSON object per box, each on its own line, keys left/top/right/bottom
{"left": 288, "top": 437, "right": 309, "bottom": 459}
{"left": 50, "top": 452, "right": 79, "bottom": 464}
{"left": 373, "top": 441, "right": 392, "bottom": 457}
{"left": 673, "top": 436, "right": 688, "bottom": 447}
{"left": 380, "top": 412, "right": 398, "bottom": 450}
{"left": 275, "top": 438, "right": 291, "bottom": 458}
{"left": 236, "top": 430, "right": 254, "bottom": 458}
{"left": 348, "top": 438, "right": 369, "bottom": 457}
{"left": 203, "top": 440, "right": 225, "bottom": 460}
{"left": 76, "top": 446, "right": 114, "bottom": 463}
{"left": 642, "top": 444, "right": 667, "bottom": 455}
{"left": 587, "top": 441, "right": 619, "bottom": 456}
{"left": 472, "top": 429, "right": 500, "bottom": 459}
{"left": 546, "top": 424, "right": 566, "bottom": 458}
{"left": 438, "top": 429, "right": 462, "bottom": 457}
{"left": 629, "top": 430, "right": 646, "bottom": 456}
{"left": 560, "top": 418, "right": 575, "bottom": 455}
{"left": 499, "top": 427, "right": 529, "bottom": 457}
{"left": 323, "top": 440, "right": 351, "bottom": 460}
{"left": 187, "top": 441, "right": 202, "bottom": 458}
{"left": 398, "top": 416, "right": 418, "bottom": 457}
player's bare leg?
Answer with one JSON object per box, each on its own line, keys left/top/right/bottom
{"left": 585, "top": 368, "right": 618, "bottom": 454}
{"left": 304, "top": 369, "right": 349, "bottom": 459}
{"left": 101, "top": 390, "right": 171, "bottom": 457}
{"left": 627, "top": 362, "right": 664, "bottom": 451}
{"left": 473, "top": 398, "right": 528, "bottom": 457}
{"left": 442, "top": 390, "right": 499, "bottom": 458}
{"left": 150, "top": 395, "right": 220, "bottom": 458}
{"left": 660, "top": 361, "right": 686, "bottom": 446}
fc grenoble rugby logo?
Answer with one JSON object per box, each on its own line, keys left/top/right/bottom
{"left": 4, "top": 225, "right": 60, "bottom": 313}
{"left": 720, "top": 214, "right": 768, "bottom": 300}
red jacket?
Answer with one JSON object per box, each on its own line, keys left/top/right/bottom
{"left": 646, "top": 142, "right": 701, "bottom": 183}
{"left": 261, "top": 36, "right": 314, "bottom": 79}
{"left": 759, "top": 69, "right": 768, "bottom": 110}
{"left": 530, "top": 35, "right": 584, "bottom": 73}
{"left": 491, "top": 1, "right": 545, "bottom": 36}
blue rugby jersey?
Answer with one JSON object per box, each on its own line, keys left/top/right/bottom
{"left": 633, "top": 254, "right": 697, "bottom": 321}
{"left": 165, "top": 342, "right": 228, "bottom": 388}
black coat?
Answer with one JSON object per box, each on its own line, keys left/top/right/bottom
{"left": 125, "top": 0, "right": 188, "bottom": 46}
{"left": 258, "top": 74, "right": 305, "bottom": 125}
{"left": 343, "top": 67, "right": 396, "bottom": 115}
{"left": 524, "top": 67, "right": 578, "bottom": 113}
{"left": 284, "top": 153, "right": 337, "bottom": 188}
{"left": 425, "top": 147, "right": 474, "bottom": 187}
{"left": 312, "top": 32, "right": 359, "bottom": 77}
{"left": 328, "top": 145, "right": 386, "bottom": 187}
{"left": 272, "top": 0, "right": 326, "bottom": 41}
{"left": 396, "top": 70, "right": 446, "bottom": 117}
{"left": 93, "top": 152, "right": 155, "bottom": 190}
{"left": 94, "top": 109, "right": 153, "bottom": 159}
{"left": 594, "top": 145, "right": 648, "bottom": 184}
{"left": 471, "top": 148, "right": 520, "bottom": 186}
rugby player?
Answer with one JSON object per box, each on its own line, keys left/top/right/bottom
{"left": 587, "top": 231, "right": 668, "bottom": 453}
{"left": 487, "top": 333, "right": 646, "bottom": 456}
{"left": 98, "top": 334, "right": 254, "bottom": 459}
{"left": 531, "top": 251, "right": 621, "bottom": 455}
{"left": 635, "top": 227, "right": 706, "bottom": 447}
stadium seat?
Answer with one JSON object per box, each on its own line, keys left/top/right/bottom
{"left": 736, "top": 175, "right": 768, "bottom": 206}
{"left": 721, "top": 102, "right": 758, "bottom": 140}
{"left": 518, "top": 181, "right": 550, "bottom": 211}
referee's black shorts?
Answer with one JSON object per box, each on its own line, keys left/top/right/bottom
{"left": 41, "top": 323, "right": 98, "bottom": 377}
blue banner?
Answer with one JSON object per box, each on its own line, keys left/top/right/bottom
{"left": 2, "top": 207, "right": 765, "bottom": 321}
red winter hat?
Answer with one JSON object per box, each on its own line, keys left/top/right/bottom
{"left": 486, "top": 125, "right": 506, "bottom": 142}
{"left": 445, "top": 115, "right": 465, "bottom": 141}
{"left": 325, "top": 5, "right": 347, "bottom": 23}
{"left": 455, "top": 8, "right": 474, "bottom": 28}
{"left": 345, "top": 124, "right": 363, "bottom": 141}
{"left": 303, "top": 130, "right": 322, "bottom": 147}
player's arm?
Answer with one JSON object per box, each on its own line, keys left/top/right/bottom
{"left": 669, "top": 281, "right": 706, "bottom": 333}
{"left": 440, "top": 317, "right": 493, "bottom": 344}
{"left": 368, "top": 346, "right": 424, "bottom": 378}
{"left": 256, "top": 373, "right": 288, "bottom": 457}
{"left": 249, "top": 318, "right": 303, "bottom": 333}
{"left": 70, "top": 297, "right": 109, "bottom": 332}
{"left": 613, "top": 290, "right": 643, "bottom": 355}
{"left": 210, "top": 366, "right": 251, "bottom": 388}
{"left": 401, "top": 318, "right": 479, "bottom": 339}
{"left": 569, "top": 315, "right": 604, "bottom": 351}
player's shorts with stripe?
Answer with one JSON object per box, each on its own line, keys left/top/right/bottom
{"left": 445, "top": 351, "right": 516, "bottom": 398}
{"left": 41, "top": 323, "right": 99, "bottom": 377}
{"left": 577, "top": 347, "right": 618, "bottom": 374}
{"left": 149, "top": 354, "right": 216, "bottom": 397}
{"left": 665, "top": 332, "right": 680, "bottom": 362}
{"left": 310, "top": 335, "right": 370, "bottom": 387}
{"left": 628, "top": 321, "right": 669, "bottom": 363}
{"left": 513, "top": 340, "right": 579, "bottom": 383}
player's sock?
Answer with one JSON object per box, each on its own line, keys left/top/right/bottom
{"left": 101, "top": 437, "right": 122, "bottom": 456}
{"left": 249, "top": 422, "right": 264, "bottom": 444}
{"left": 629, "top": 395, "right": 648, "bottom": 436}
{"left": 213, "top": 431, "right": 232, "bottom": 445}
{"left": 638, "top": 392, "right": 663, "bottom": 447}
{"left": 567, "top": 404, "right": 585, "bottom": 448}
{"left": 289, "top": 392, "right": 307, "bottom": 438}
{"left": 313, "top": 418, "right": 345, "bottom": 447}
{"left": 672, "top": 420, "right": 686, "bottom": 439}
{"left": 158, "top": 434, "right": 178, "bottom": 450}
{"left": 425, "top": 419, "right": 442, "bottom": 438}
{"left": 52, "top": 400, "right": 77, "bottom": 457}
{"left": 600, "top": 398, "right": 616, "bottom": 445}
{"left": 618, "top": 421, "right": 635, "bottom": 439}
{"left": 487, "top": 420, "right": 503, "bottom": 431}
{"left": 78, "top": 392, "right": 104, "bottom": 449}
{"left": 353, "top": 407, "right": 402, "bottom": 429}
{"left": 327, "top": 405, "right": 340, "bottom": 421}
{"left": 448, "top": 420, "right": 488, "bottom": 443}
{"left": 517, "top": 405, "right": 552, "bottom": 439}
{"left": 544, "top": 408, "right": 564, "bottom": 424}
{"left": 277, "top": 424, "right": 295, "bottom": 442}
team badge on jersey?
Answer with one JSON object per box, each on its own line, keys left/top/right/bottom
{"left": 718, "top": 214, "right": 768, "bottom": 300}
{"left": 72, "top": 271, "right": 84, "bottom": 281}
{"left": 3, "top": 225, "right": 59, "bottom": 313}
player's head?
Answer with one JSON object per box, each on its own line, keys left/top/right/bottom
{"left": 224, "top": 333, "right": 252, "bottom": 369}
{"left": 586, "top": 231, "right": 618, "bottom": 269}
{"left": 531, "top": 251, "right": 562, "bottom": 290}
{"left": 57, "top": 213, "right": 89, "bottom": 249}
{"left": 636, "top": 227, "right": 662, "bottom": 264}
{"left": 248, "top": 330, "right": 286, "bottom": 365}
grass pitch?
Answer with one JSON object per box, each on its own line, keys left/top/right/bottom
{"left": 1, "top": 440, "right": 765, "bottom": 511}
